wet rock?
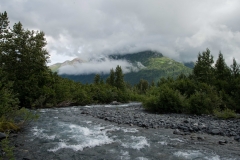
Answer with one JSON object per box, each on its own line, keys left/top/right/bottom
{"left": 229, "top": 131, "right": 237, "bottom": 136}
{"left": 173, "top": 129, "right": 184, "bottom": 135}
{"left": 210, "top": 128, "right": 221, "bottom": 135}
{"left": 197, "top": 136, "right": 205, "bottom": 141}
{"left": 219, "top": 140, "right": 228, "bottom": 145}
{"left": 110, "top": 101, "right": 121, "bottom": 105}
{"left": 234, "top": 136, "right": 240, "bottom": 142}
{"left": 0, "top": 132, "right": 6, "bottom": 140}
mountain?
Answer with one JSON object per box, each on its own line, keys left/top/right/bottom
{"left": 49, "top": 51, "right": 193, "bottom": 84}
{"left": 50, "top": 58, "right": 85, "bottom": 72}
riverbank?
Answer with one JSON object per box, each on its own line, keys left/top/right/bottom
{"left": 80, "top": 103, "right": 240, "bottom": 142}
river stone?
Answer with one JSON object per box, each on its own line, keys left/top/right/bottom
{"left": 211, "top": 128, "right": 221, "bottom": 135}
{"left": 0, "top": 132, "right": 6, "bottom": 140}
{"left": 234, "top": 136, "right": 240, "bottom": 142}
{"left": 219, "top": 140, "right": 228, "bottom": 145}
{"left": 173, "top": 129, "right": 184, "bottom": 135}
{"left": 229, "top": 131, "right": 237, "bottom": 136}
{"left": 197, "top": 136, "right": 205, "bottom": 141}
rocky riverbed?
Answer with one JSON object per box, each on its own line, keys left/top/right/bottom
{"left": 80, "top": 103, "right": 240, "bottom": 143}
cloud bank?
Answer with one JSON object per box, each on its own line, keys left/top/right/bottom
{"left": 58, "top": 58, "right": 133, "bottom": 75}
{"left": 1, "top": 0, "right": 240, "bottom": 65}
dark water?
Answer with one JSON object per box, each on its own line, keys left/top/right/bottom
{"left": 14, "top": 104, "right": 240, "bottom": 160}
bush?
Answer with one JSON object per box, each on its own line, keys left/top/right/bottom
{"left": 0, "top": 135, "right": 15, "bottom": 160}
{"left": 186, "top": 91, "right": 221, "bottom": 115}
{"left": 213, "top": 108, "right": 237, "bottom": 119}
{"left": 143, "top": 95, "right": 159, "bottom": 112}
{"left": 173, "top": 78, "right": 196, "bottom": 97}
{"left": 143, "top": 85, "right": 186, "bottom": 113}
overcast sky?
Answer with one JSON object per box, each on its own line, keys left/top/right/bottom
{"left": 1, "top": 0, "right": 240, "bottom": 67}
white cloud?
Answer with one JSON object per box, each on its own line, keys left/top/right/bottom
{"left": 58, "top": 58, "right": 133, "bottom": 75}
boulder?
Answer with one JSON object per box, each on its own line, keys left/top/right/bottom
{"left": 110, "top": 101, "right": 121, "bottom": 105}
{"left": 173, "top": 129, "right": 184, "bottom": 135}
{"left": 0, "top": 132, "right": 6, "bottom": 140}
{"left": 234, "top": 136, "right": 240, "bottom": 142}
{"left": 218, "top": 140, "right": 228, "bottom": 145}
{"left": 210, "top": 128, "right": 221, "bottom": 135}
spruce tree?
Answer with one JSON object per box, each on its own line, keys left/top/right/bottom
{"left": 193, "top": 48, "right": 214, "bottom": 83}
{"left": 94, "top": 74, "right": 100, "bottom": 85}
{"left": 230, "top": 58, "right": 240, "bottom": 78}
{"left": 0, "top": 11, "right": 52, "bottom": 107}
{"left": 106, "top": 68, "right": 115, "bottom": 86}
{"left": 115, "top": 65, "right": 125, "bottom": 90}
{"left": 214, "top": 52, "right": 231, "bottom": 81}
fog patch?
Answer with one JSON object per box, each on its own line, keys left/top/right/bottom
{"left": 58, "top": 58, "right": 133, "bottom": 75}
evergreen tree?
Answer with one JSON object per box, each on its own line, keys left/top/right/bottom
{"left": 94, "top": 74, "right": 100, "bottom": 84}
{"left": 0, "top": 11, "right": 10, "bottom": 68}
{"left": 0, "top": 12, "right": 52, "bottom": 107}
{"left": 106, "top": 68, "right": 115, "bottom": 86}
{"left": 136, "top": 79, "right": 149, "bottom": 94}
{"left": 193, "top": 48, "right": 214, "bottom": 83}
{"left": 230, "top": 58, "right": 240, "bottom": 78}
{"left": 115, "top": 65, "right": 125, "bottom": 90}
{"left": 0, "top": 67, "right": 19, "bottom": 118}
{"left": 214, "top": 52, "right": 231, "bottom": 80}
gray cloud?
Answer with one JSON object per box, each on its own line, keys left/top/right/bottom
{"left": 1, "top": 0, "right": 240, "bottom": 66}
{"left": 58, "top": 58, "right": 133, "bottom": 75}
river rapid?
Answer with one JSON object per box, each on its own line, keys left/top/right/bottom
{"left": 13, "top": 103, "right": 240, "bottom": 160}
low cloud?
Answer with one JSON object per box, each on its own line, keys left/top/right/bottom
{"left": 58, "top": 58, "right": 133, "bottom": 75}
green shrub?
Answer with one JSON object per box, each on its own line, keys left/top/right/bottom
{"left": 213, "top": 108, "right": 237, "bottom": 119}
{"left": 143, "top": 95, "right": 159, "bottom": 112}
{"left": 0, "top": 135, "right": 14, "bottom": 160}
{"left": 143, "top": 85, "right": 186, "bottom": 113}
{"left": 186, "top": 90, "right": 221, "bottom": 115}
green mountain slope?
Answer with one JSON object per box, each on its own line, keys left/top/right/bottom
{"left": 109, "top": 50, "right": 163, "bottom": 65}
{"left": 49, "top": 51, "right": 192, "bottom": 84}
{"left": 124, "top": 56, "right": 192, "bottom": 84}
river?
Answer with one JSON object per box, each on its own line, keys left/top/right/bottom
{"left": 13, "top": 104, "right": 240, "bottom": 160}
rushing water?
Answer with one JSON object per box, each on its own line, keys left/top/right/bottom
{"left": 14, "top": 104, "right": 240, "bottom": 160}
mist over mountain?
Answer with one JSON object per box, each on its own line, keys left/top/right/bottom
{"left": 49, "top": 51, "right": 192, "bottom": 84}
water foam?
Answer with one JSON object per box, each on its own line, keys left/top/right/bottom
{"left": 47, "top": 123, "right": 115, "bottom": 152}
{"left": 158, "top": 141, "right": 168, "bottom": 145}
{"left": 121, "top": 128, "right": 138, "bottom": 133}
{"left": 48, "top": 137, "right": 113, "bottom": 152}
{"left": 170, "top": 138, "right": 184, "bottom": 142}
{"left": 174, "top": 150, "right": 221, "bottom": 160}
{"left": 121, "top": 136, "right": 150, "bottom": 150}
{"left": 119, "top": 150, "right": 131, "bottom": 160}
{"left": 32, "top": 127, "right": 56, "bottom": 140}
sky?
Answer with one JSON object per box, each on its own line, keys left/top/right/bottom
{"left": 1, "top": 0, "right": 240, "bottom": 74}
